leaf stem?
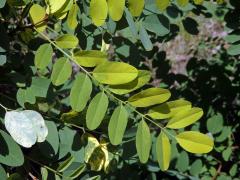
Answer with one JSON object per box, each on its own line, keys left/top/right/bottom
{"left": 0, "top": 103, "right": 12, "bottom": 112}
{"left": 25, "top": 156, "right": 68, "bottom": 179}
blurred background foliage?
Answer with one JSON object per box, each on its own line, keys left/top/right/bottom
{"left": 0, "top": 0, "right": 239, "bottom": 179}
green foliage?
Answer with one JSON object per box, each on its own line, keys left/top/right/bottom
{"left": 0, "top": 0, "right": 239, "bottom": 179}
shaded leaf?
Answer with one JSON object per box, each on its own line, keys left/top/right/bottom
{"left": 190, "top": 159, "right": 202, "bottom": 176}
{"left": 57, "top": 156, "right": 74, "bottom": 172}
{"left": 136, "top": 119, "right": 151, "bottom": 163}
{"left": 86, "top": 92, "right": 109, "bottom": 130}
{"left": 51, "top": 57, "right": 72, "bottom": 86}
{"left": 207, "top": 113, "right": 224, "bottom": 134}
{"left": 34, "top": 43, "right": 53, "bottom": 69}
{"left": 38, "top": 121, "right": 59, "bottom": 158}
{"left": 70, "top": 73, "right": 92, "bottom": 112}
{"left": 0, "top": 130, "right": 24, "bottom": 166}
{"left": 108, "top": 105, "right": 128, "bottom": 145}
{"left": 139, "top": 23, "right": 153, "bottom": 51}
{"left": 176, "top": 151, "right": 189, "bottom": 172}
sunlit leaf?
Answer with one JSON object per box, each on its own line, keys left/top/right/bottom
{"left": 136, "top": 119, "right": 151, "bottom": 163}
{"left": 51, "top": 57, "right": 72, "bottom": 86}
{"left": 109, "top": 70, "right": 151, "bottom": 95}
{"left": 54, "top": 0, "right": 73, "bottom": 19}
{"left": 156, "top": 131, "right": 171, "bottom": 171}
{"left": 45, "top": 0, "right": 67, "bottom": 14}
{"left": 93, "top": 61, "right": 138, "bottom": 85}
{"left": 90, "top": 0, "right": 108, "bottom": 26}
{"left": 177, "top": 0, "right": 189, "bottom": 6}
{"left": 108, "top": 0, "right": 125, "bottom": 21}
{"left": 83, "top": 133, "right": 100, "bottom": 162}
{"left": 148, "top": 99, "right": 192, "bottom": 119}
{"left": 86, "top": 92, "right": 109, "bottom": 130}
{"left": 108, "top": 105, "right": 128, "bottom": 145}
{"left": 167, "top": 107, "right": 203, "bottom": 129}
{"left": 4, "top": 110, "right": 48, "bottom": 148}
{"left": 193, "top": 0, "right": 204, "bottom": 5}
{"left": 74, "top": 50, "right": 107, "bottom": 67}
{"left": 67, "top": 3, "right": 79, "bottom": 29}
{"left": 128, "top": 87, "right": 171, "bottom": 107}
{"left": 176, "top": 131, "right": 214, "bottom": 153}
{"left": 29, "top": 4, "right": 46, "bottom": 32}
{"left": 70, "top": 73, "right": 92, "bottom": 112}
{"left": 156, "top": 0, "right": 170, "bottom": 11}
{"left": 55, "top": 34, "right": 79, "bottom": 49}
{"left": 34, "top": 43, "right": 53, "bottom": 70}
{"left": 128, "top": 0, "right": 144, "bottom": 17}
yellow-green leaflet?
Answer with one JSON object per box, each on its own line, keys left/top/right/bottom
{"left": 86, "top": 92, "right": 109, "bottom": 130}
{"left": 70, "top": 73, "right": 92, "bottom": 112}
{"left": 82, "top": 134, "right": 105, "bottom": 171}
{"left": 109, "top": 70, "right": 151, "bottom": 95}
{"left": 108, "top": 105, "right": 128, "bottom": 145}
{"left": 50, "top": 57, "right": 72, "bottom": 86}
{"left": 193, "top": 0, "right": 204, "bottom": 4}
{"left": 55, "top": 34, "right": 79, "bottom": 49}
{"left": 54, "top": 0, "right": 73, "bottom": 19}
{"left": 156, "top": 0, "right": 170, "bottom": 11}
{"left": 128, "top": 0, "right": 144, "bottom": 17}
{"left": 82, "top": 133, "right": 100, "bottom": 163}
{"left": 176, "top": 131, "right": 214, "bottom": 153}
{"left": 67, "top": 3, "right": 79, "bottom": 29}
{"left": 69, "top": 164, "right": 86, "bottom": 179}
{"left": 74, "top": 50, "right": 107, "bottom": 67}
{"left": 167, "top": 107, "right": 203, "bottom": 129}
{"left": 108, "top": 0, "right": 125, "bottom": 21}
{"left": 177, "top": 0, "right": 189, "bottom": 6}
{"left": 34, "top": 43, "right": 53, "bottom": 70}
{"left": 147, "top": 99, "right": 192, "bottom": 119}
{"left": 136, "top": 119, "right": 151, "bottom": 163}
{"left": 93, "top": 61, "right": 138, "bottom": 85}
{"left": 128, "top": 87, "right": 171, "bottom": 107}
{"left": 29, "top": 4, "right": 46, "bottom": 32}
{"left": 45, "top": 0, "right": 67, "bottom": 14}
{"left": 90, "top": 0, "right": 108, "bottom": 26}
{"left": 57, "top": 156, "right": 74, "bottom": 172}
{"left": 87, "top": 146, "right": 105, "bottom": 171}
{"left": 156, "top": 132, "right": 171, "bottom": 171}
